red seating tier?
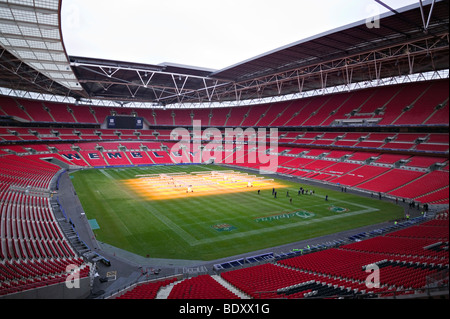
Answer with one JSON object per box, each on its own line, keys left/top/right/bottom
{"left": 0, "top": 155, "right": 91, "bottom": 296}
{"left": 168, "top": 275, "right": 239, "bottom": 299}
{"left": 116, "top": 278, "right": 177, "bottom": 299}
{"left": 356, "top": 169, "right": 425, "bottom": 193}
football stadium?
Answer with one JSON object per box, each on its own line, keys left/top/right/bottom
{"left": 0, "top": 0, "right": 449, "bottom": 305}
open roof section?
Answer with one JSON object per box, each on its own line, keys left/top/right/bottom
{"left": 0, "top": 0, "right": 449, "bottom": 106}
{"left": 69, "top": 0, "right": 449, "bottom": 106}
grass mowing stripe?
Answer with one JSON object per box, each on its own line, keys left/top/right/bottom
{"left": 113, "top": 169, "right": 202, "bottom": 245}
{"left": 142, "top": 203, "right": 199, "bottom": 245}
{"left": 191, "top": 200, "right": 380, "bottom": 245}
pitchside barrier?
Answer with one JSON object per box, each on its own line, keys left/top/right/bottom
{"left": 213, "top": 253, "right": 275, "bottom": 271}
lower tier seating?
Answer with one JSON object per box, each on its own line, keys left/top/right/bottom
{"left": 110, "top": 212, "right": 448, "bottom": 299}
{"left": 0, "top": 155, "right": 91, "bottom": 296}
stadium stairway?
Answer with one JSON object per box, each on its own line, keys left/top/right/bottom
{"left": 211, "top": 274, "right": 251, "bottom": 299}
{"left": 155, "top": 279, "right": 184, "bottom": 299}
{"left": 141, "top": 275, "right": 251, "bottom": 299}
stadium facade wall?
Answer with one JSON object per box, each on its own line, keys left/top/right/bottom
{"left": 0, "top": 277, "right": 90, "bottom": 299}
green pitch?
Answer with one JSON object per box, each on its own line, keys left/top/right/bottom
{"left": 70, "top": 164, "right": 403, "bottom": 261}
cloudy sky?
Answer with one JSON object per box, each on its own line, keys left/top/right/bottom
{"left": 61, "top": 0, "right": 420, "bottom": 70}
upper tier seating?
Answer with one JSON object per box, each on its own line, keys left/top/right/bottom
{"left": 1, "top": 79, "right": 448, "bottom": 127}
{"left": 425, "top": 100, "right": 449, "bottom": 125}
{"left": 393, "top": 80, "right": 449, "bottom": 125}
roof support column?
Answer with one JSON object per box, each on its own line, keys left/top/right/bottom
{"left": 419, "top": 0, "right": 437, "bottom": 33}
{"left": 297, "top": 72, "right": 305, "bottom": 94}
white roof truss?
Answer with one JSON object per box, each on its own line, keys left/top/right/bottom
{"left": 0, "top": 0, "right": 82, "bottom": 91}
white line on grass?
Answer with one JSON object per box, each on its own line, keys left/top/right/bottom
{"left": 99, "top": 169, "right": 115, "bottom": 179}
{"left": 99, "top": 166, "right": 381, "bottom": 248}
{"left": 192, "top": 206, "right": 379, "bottom": 246}
{"left": 143, "top": 205, "right": 199, "bottom": 245}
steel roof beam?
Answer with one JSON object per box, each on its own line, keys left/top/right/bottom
{"left": 209, "top": 33, "right": 448, "bottom": 102}
{"left": 419, "top": 0, "right": 437, "bottom": 32}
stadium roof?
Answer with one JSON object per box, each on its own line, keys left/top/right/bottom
{"left": 0, "top": 0, "right": 82, "bottom": 92}
{"left": 0, "top": 0, "right": 449, "bottom": 106}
